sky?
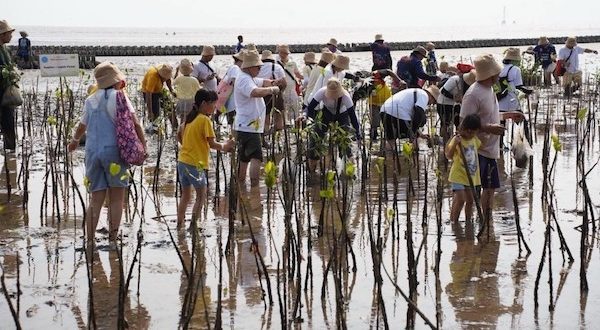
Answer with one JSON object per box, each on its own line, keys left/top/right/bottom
{"left": 4, "top": 0, "right": 600, "bottom": 29}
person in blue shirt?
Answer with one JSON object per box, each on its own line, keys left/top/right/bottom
{"left": 525, "top": 36, "right": 558, "bottom": 86}
{"left": 235, "top": 35, "right": 244, "bottom": 53}
{"left": 396, "top": 46, "right": 440, "bottom": 88}
{"left": 371, "top": 33, "right": 392, "bottom": 70}
{"left": 425, "top": 42, "right": 438, "bottom": 75}
{"left": 17, "top": 31, "right": 31, "bottom": 65}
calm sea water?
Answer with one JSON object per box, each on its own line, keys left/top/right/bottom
{"left": 8, "top": 24, "right": 600, "bottom": 47}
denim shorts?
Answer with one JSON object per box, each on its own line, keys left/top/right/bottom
{"left": 177, "top": 161, "right": 208, "bottom": 188}
{"left": 451, "top": 182, "right": 482, "bottom": 191}
{"left": 85, "top": 146, "right": 130, "bottom": 192}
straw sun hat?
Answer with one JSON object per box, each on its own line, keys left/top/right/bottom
{"left": 425, "top": 42, "right": 435, "bottom": 51}
{"left": 201, "top": 45, "right": 216, "bottom": 56}
{"left": 325, "top": 78, "right": 346, "bottom": 99}
{"left": 19, "top": 31, "right": 28, "bottom": 37}
{"left": 327, "top": 38, "right": 338, "bottom": 47}
{"left": 0, "top": 20, "right": 15, "bottom": 35}
{"left": 178, "top": 59, "right": 193, "bottom": 76}
{"left": 538, "top": 36, "right": 549, "bottom": 45}
{"left": 463, "top": 69, "right": 476, "bottom": 86}
{"left": 246, "top": 43, "right": 257, "bottom": 51}
{"left": 503, "top": 48, "right": 522, "bottom": 61}
{"left": 566, "top": 37, "right": 577, "bottom": 47}
{"left": 233, "top": 50, "right": 245, "bottom": 62}
{"left": 412, "top": 46, "right": 427, "bottom": 57}
{"left": 261, "top": 50, "right": 275, "bottom": 61}
{"left": 242, "top": 51, "right": 263, "bottom": 69}
{"left": 157, "top": 63, "right": 174, "bottom": 80}
{"left": 331, "top": 55, "right": 350, "bottom": 70}
{"left": 320, "top": 50, "right": 335, "bottom": 64}
{"left": 94, "top": 62, "right": 126, "bottom": 89}
{"left": 277, "top": 44, "right": 291, "bottom": 54}
{"left": 303, "top": 52, "right": 317, "bottom": 64}
{"left": 374, "top": 34, "right": 384, "bottom": 41}
{"left": 424, "top": 85, "right": 440, "bottom": 101}
{"left": 474, "top": 54, "right": 502, "bottom": 81}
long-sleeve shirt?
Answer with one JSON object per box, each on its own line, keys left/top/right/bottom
{"left": 396, "top": 54, "right": 438, "bottom": 88}
{"left": 371, "top": 41, "right": 392, "bottom": 70}
{"left": 306, "top": 87, "right": 360, "bottom": 137}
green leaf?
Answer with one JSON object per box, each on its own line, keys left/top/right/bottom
{"left": 345, "top": 162, "right": 356, "bottom": 178}
{"left": 109, "top": 163, "right": 121, "bottom": 176}
{"left": 402, "top": 142, "right": 413, "bottom": 158}
{"left": 551, "top": 134, "right": 562, "bottom": 152}
{"left": 577, "top": 108, "right": 588, "bottom": 120}
{"left": 47, "top": 116, "right": 57, "bottom": 126}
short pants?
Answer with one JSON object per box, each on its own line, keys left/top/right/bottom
{"left": 478, "top": 154, "right": 500, "bottom": 189}
{"left": 85, "top": 146, "right": 130, "bottom": 192}
{"left": 381, "top": 112, "right": 411, "bottom": 140}
{"left": 451, "top": 182, "right": 481, "bottom": 191}
{"left": 177, "top": 161, "right": 208, "bottom": 188}
{"left": 236, "top": 131, "right": 263, "bottom": 162}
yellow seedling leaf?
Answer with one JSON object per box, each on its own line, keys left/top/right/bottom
{"left": 577, "top": 108, "right": 588, "bottom": 120}
{"left": 551, "top": 134, "right": 562, "bottom": 152}
{"left": 83, "top": 176, "right": 91, "bottom": 190}
{"left": 345, "top": 162, "right": 356, "bottom": 178}
{"left": 109, "top": 163, "right": 121, "bottom": 176}
{"left": 386, "top": 208, "right": 395, "bottom": 220}
{"left": 402, "top": 142, "right": 414, "bottom": 157}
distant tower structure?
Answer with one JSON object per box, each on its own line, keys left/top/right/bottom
{"left": 501, "top": 6, "right": 507, "bottom": 25}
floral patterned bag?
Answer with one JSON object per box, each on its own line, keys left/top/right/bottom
{"left": 115, "top": 91, "right": 146, "bottom": 166}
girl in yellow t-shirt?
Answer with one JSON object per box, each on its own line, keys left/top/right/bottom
{"left": 176, "top": 89, "right": 235, "bottom": 228}
{"left": 445, "top": 114, "right": 482, "bottom": 223}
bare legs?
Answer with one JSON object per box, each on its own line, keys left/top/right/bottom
{"left": 238, "top": 159, "right": 262, "bottom": 187}
{"left": 86, "top": 187, "right": 126, "bottom": 242}
{"left": 450, "top": 189, "right": 475, "bottom": 222}
{"left": 177, "top": 186, "right": 207, "bottom": 228}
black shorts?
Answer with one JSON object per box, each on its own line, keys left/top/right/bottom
{"left": 381, "top": 112, "right": 411, "bottom": 140}
{"left": 436, "top": 103, "right": 461, "bottom": 128}
{"left": 263, "top": 94, "right": 284, "bottom": 115}
{"left": 478, "top": 154, "right": 500, "bottom": 189}
{"left": 144, "top": 93, "right": 161, "bottom": 118}
{"left": 236, "top": 131, "right": 263, "bottom": 163}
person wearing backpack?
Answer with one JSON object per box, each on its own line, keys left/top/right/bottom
{"left": 277, "top": 44, "right": 303, "bottom": 122}
{"left": 437, "top": 69, "right": 476, "bottom": 142}
{"left": 258, "top": 49, "right": 287, "bottom": 133}
{"left": 371, "top": 34, "right": 392, "bottom": 71}
{"left": 558, "top": 37, "right": 598, "bottom": 96}
{"left": 68, "top": 62, "right": 147, "bottom": 243}
{"left": 17, "top": 31, "right": 32, "bottom": 66}
{"left": 192, "top": 45, "right": 220, "bottom": 92}
{"left": 396, "top": 46, "right": 440, "bottom": 89}
{"left": 497, "top": 48, "right": 533, "bottom": 113}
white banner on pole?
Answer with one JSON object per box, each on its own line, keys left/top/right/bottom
{"left": 39, "top": 54, "right": 80, "bottom": 77}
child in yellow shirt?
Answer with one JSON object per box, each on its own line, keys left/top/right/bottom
{"left": 176, "top": 89, "right": 235, "bottom": 228}
{"left": 445, "top": 114, "right": 481, "bottom": 223}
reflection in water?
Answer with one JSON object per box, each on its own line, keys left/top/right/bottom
{"left": 89, "top": 250, "right": 150, "bottom": 329}
{"left": 446, "top": 221, "right": 508, "bottom": 329}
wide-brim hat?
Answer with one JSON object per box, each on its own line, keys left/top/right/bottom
{"left": 504, "top": 47, "right": 522, "bottom": 61}
{"left": 94, "top": 62, "right": 126, "bottom": 89}
{"left": 474, "top": 54, "right": 502, "bottom": 81}
{"left": 157, "top": 63, "right": 174, "bottom": 80}
{"left": 374, "top": 34, "right": 383, "bottom": 41}
{"left": 246, "top": 43, "right": 257, "bottom": 51}
{"left": 179, "top": 58, "right": 193, "bottom": 75}
{"left": 19, "top": 31, "right": 28, "bottom": 37}
{"left": 538, "top": 36, "right": 549, "bottom": 45}
{"left": 242, "top": 51, "right": 263, "bottom": 69}
{"left": 412, "top": 46, "right": 427, "bottom": 57}
{"left": 325, "top": 78, "right": 345, "bottom": 99}
{"left": 327, "top": 38, "right": 338, "bottom": 47}
{"left": 331, "top": 55, "right": 350, "bottom": 70}
{"left": 303, "top": 52, "right": 317, "bottom": 64}
{"left": 261, "top": 50, "right": 275, "bottom": 61}
{"left": 439, "top": 61, "right": 449, "bottom": 71}
{"left": 201, "top": 45, "right": 216, "bottom": 56}
{"left": 425, "top": 42, "right": 435, "bottom": 51}
{"left": 463, "top": 69, "right": 476, "bottom": 86}
{"left": 566, "top": 37, "right": 577, "bottom": 47}
{"left": 424, "top": 85, "right": 440, "bottom": 101}
{"left": 277, "top": 44, "right": 291, "bottom": 54}
{"left": 0, "top": 20, "right": 15, "bottom": 35}
{"left": 320, "top": 50, "right": 335, "bottom": 64}
{"left": 233, "top": 50, "right": 245, "bottom": 62}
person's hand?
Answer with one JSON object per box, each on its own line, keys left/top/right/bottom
{"left": 67, "top": 139, "right": 78, "bottom": 153}
{"left": 503, "top": 111, "right": 526, "bottom": 123}
{"left": 454, "top": 95, "right": 463, "bottom": 103}
{"left": 223, "top": 139, "right": 235, "bottom": 152}
{"left": 453, "top": 134, "right": 462, "bottom": 145}
{"left": 485, "top": 124, "right": 506, "bottom": 135}
{"left": 269, "top": 86, "right": 280, "bottom": 95}
{"left": 593, "top": 50, "right": 598, "bottom": 55}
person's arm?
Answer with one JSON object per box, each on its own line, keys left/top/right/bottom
{"left": 208, "top": 137, "right": 235, "bottom": 152}
{"left": 144, "top": 92, "right": 153, "bottom": 118}
{"left": 444, "top": 135, "right": 460, "bottom": 160}
{"left": 347, "top": 105, "right": 361, "bottom": 139}
{"left": 177, "top": 123, "right": 185, "bottom": 144}
{"left": 67, "top": 123, "right": 87, "bottom": 152}
{"left": 305, "top": 98, "right": 319, "bottom": 119}
{"left": 584, "top": 48, "right": 598, "bottom": 54}
{"left": 415, "top": 61, "right": 439, "bottom": 82}
{"left": 250, "top": 85, "right": 280, "bottom": 98}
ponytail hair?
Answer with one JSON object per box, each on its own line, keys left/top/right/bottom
{"left": 185, "top": 89, "right": 218, "bottom": 124}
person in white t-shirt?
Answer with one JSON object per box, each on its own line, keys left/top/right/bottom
{"left": 302, "top": 52, "right": 317, "bottom": 89}
{"left": 277, "top": 44, "right": 303, "bottom": 121}
{"left": 557, "top": 37, "right": 597, "bottom": 96}
{"left": 192, "top": 45, "right": 219, "bottom": 92}
{"left": 233, "top": 50, "right": 284, "bottom": 186}
{"left": 303, "top": 50, "right": 336, "bottom": 108}
{"left": 310, "top": 55, "right": 357, "bottom": 101}
{"left": 497, "top": 48, "right": 533, "bottom": 112}
{"left": 380, "top": 85, "right": 439, "bottom": 152}
{"left": 326, "top": 38, "right": 343, "bottom": 54}
{"left": 298, "top": 78, "right": 361, "bottom": 172}
{"left": 220, "top": 51, "right": 243, "bottom": 125}
{"left": 437, "top": 70, "right": 476, "bottom": 142}
{"left": 257, "top": 49, "right": 287, "bottom": 133}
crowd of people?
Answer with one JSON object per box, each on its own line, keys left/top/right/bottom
{"left": 0, "top": 17, "right": 597, "bottom": 243}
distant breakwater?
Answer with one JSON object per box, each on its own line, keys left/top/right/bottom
{"left": 8, "top": 35, "right": 600, "bottom": 69}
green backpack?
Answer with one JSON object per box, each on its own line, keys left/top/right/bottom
{"left": 494, "top": 65, "right": 515, "bottom": 100}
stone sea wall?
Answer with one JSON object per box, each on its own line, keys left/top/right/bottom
{"left": 8, "top": 35, "right": 600, "bottom": 69}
